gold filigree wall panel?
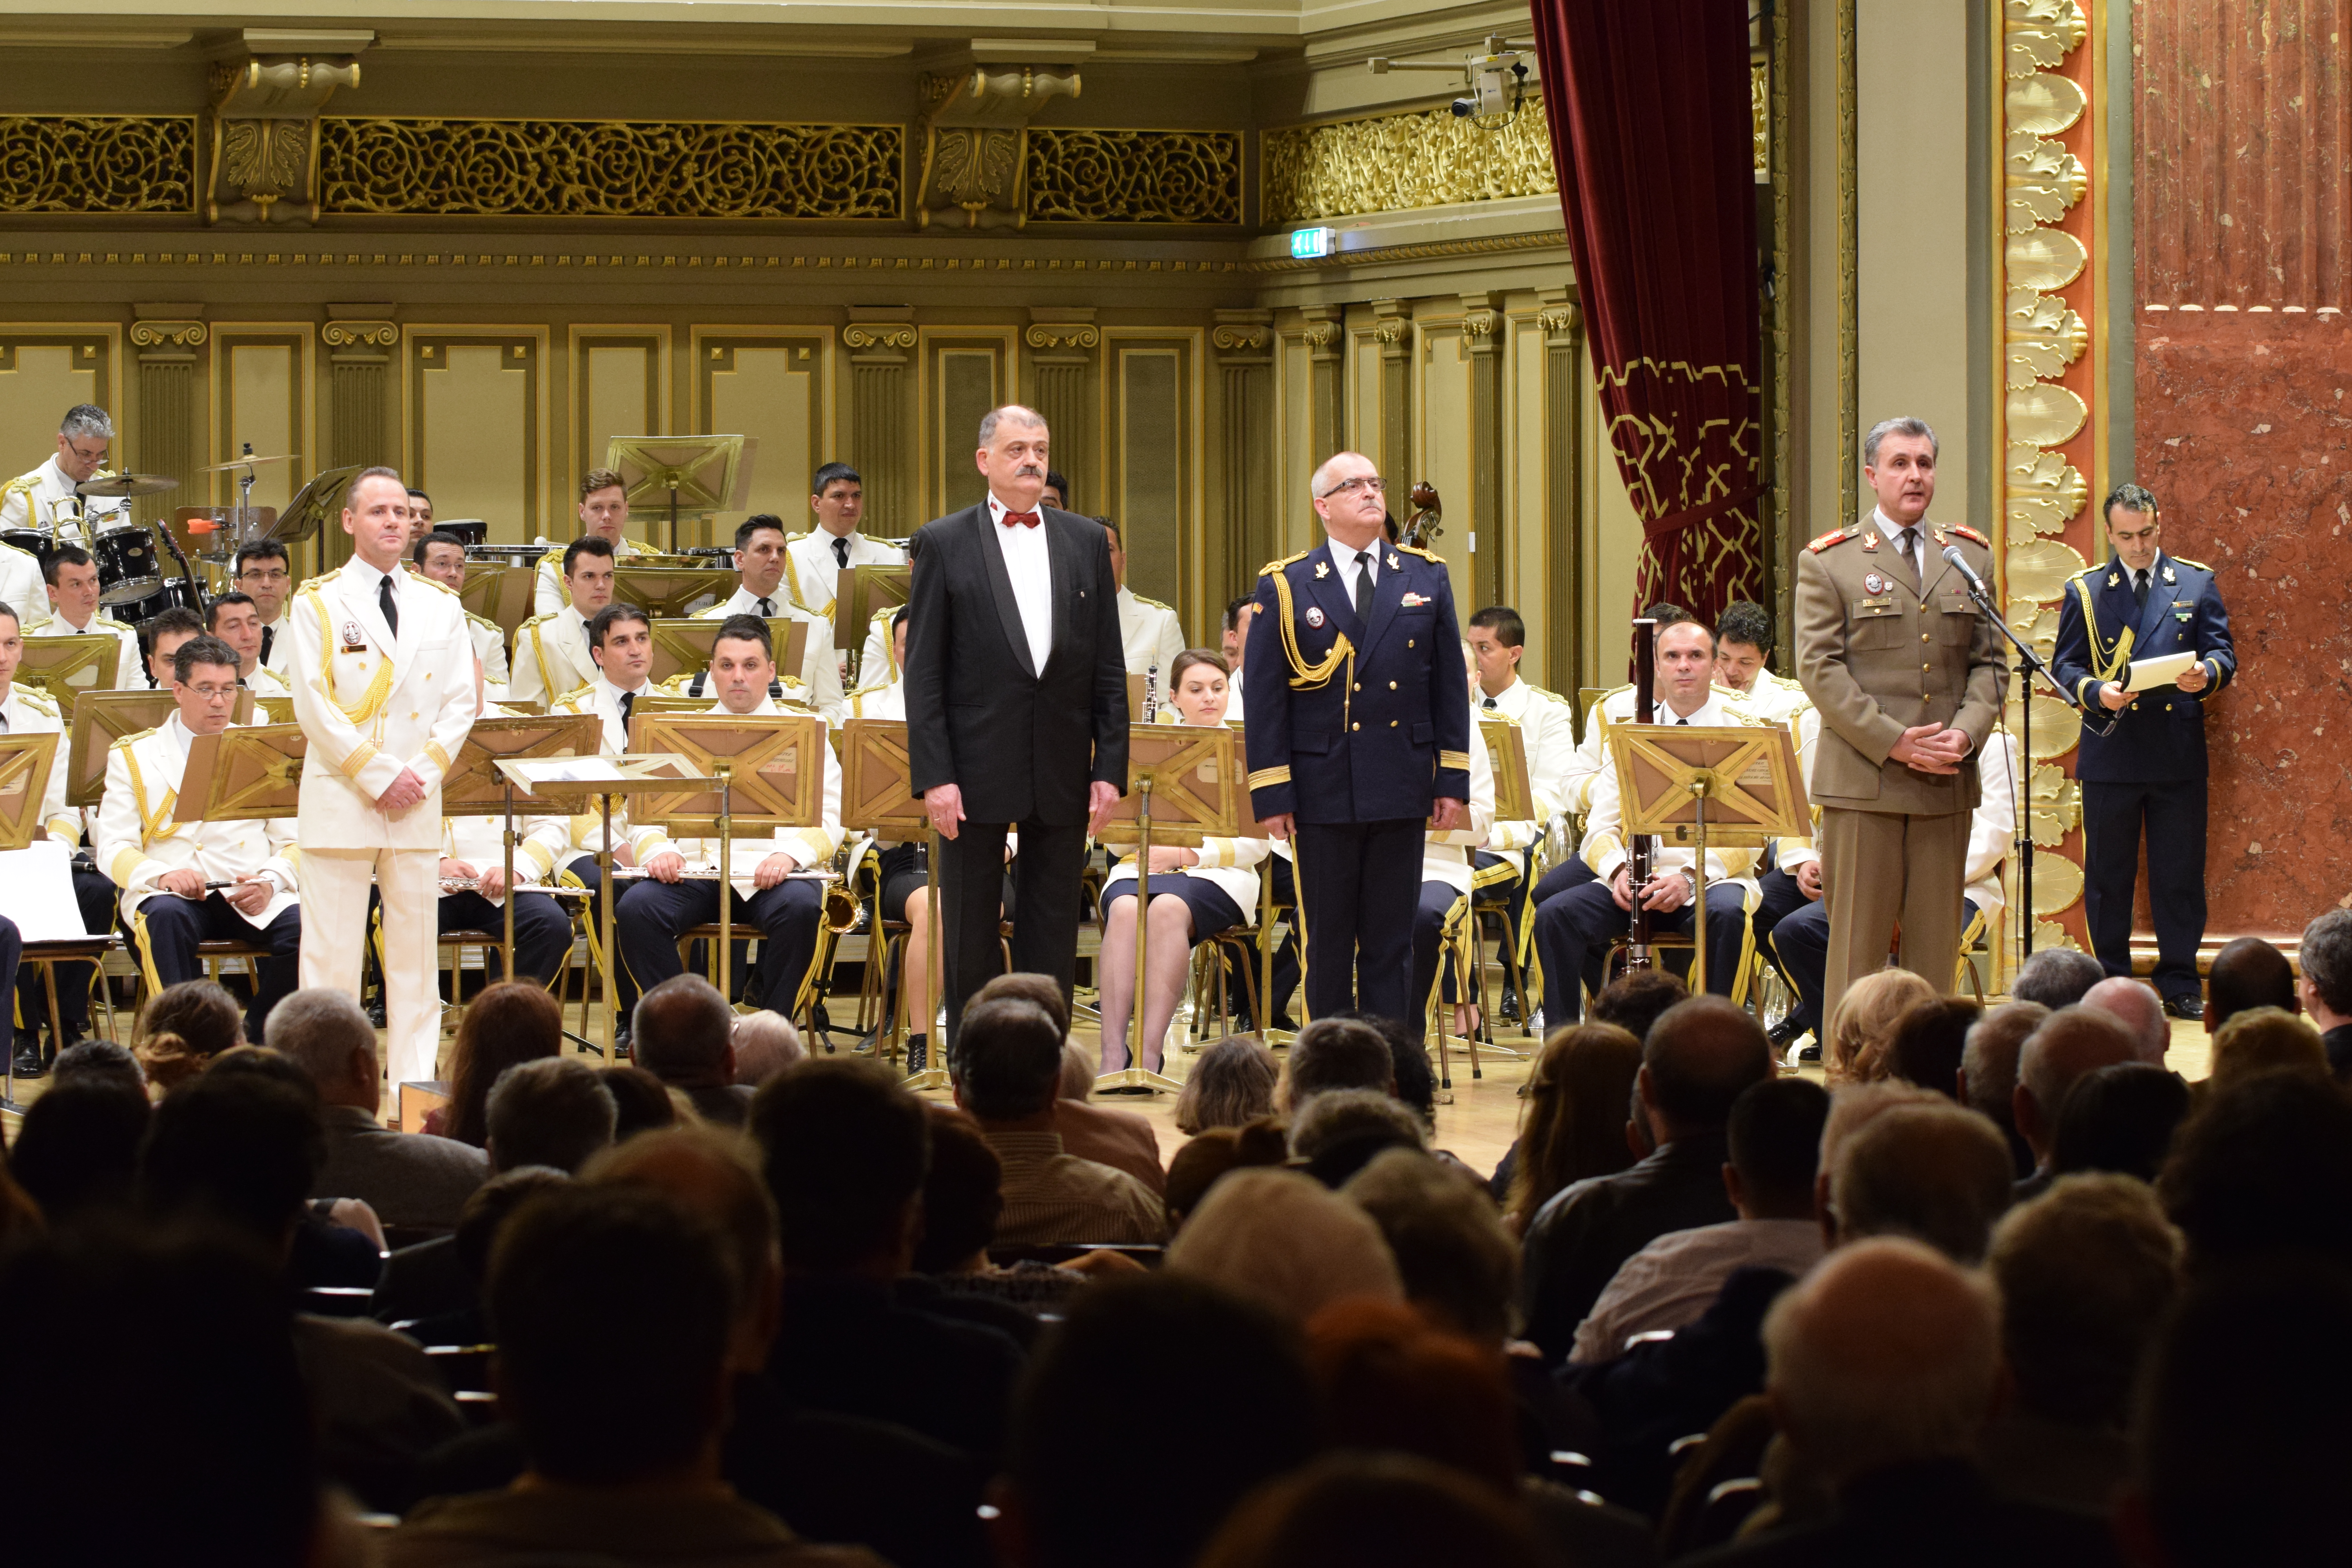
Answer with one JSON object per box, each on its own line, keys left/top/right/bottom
{"left": 316, "top": 120, "right": 902, "bottom": 220}
{"left": 0, "top": 117, "right": 196, "bottom": 214}
{"left": 1263, "top": 101, "right": 1556, "bottom": 223}
{"left": 1027, "top": 130, "right": 1241, "bottom": 225}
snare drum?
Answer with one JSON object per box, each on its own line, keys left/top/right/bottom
{"left": 89, "top": 526, "right": 164, "bottom": 605}
{"left": 437, "top": 517, "right": 489, "bottom": 546}
{"left": 116, "top": 577, "right": 204, "bottom": 630}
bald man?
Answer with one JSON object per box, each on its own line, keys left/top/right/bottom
{"left": 2012, "top": 1008, "right": 2140, "bottom": 1200}
{"left": 2081, "top": 976, "right": 2170, "bottom": 1065}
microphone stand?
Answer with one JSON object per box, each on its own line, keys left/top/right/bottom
{"left": 1945, "top": 548, "right": 2114, "bottom": 971}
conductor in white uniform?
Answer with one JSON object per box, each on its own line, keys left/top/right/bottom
{"left": 289, "top": 467, "right": 482, "bottom": 1087}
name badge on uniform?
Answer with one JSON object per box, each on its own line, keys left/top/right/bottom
{"left": 1864, "top": 571, "right": 1890, "bottom": 596}
{"left": 341, "top": 620, "right": 367, "bottom": 652}
{"left": 1305, "top": 607, "right": 1325, "bottom": 628}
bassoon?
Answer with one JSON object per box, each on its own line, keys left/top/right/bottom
{"left": 1622, "top": 617, "right": 1659, "bottom": 972}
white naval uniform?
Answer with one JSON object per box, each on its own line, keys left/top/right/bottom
{"left": 242, "top": 662, "right": 292, "bottom": 698}
{"left": 695, "top": 586, "right": 847, "bottom": 722}
{"left": 464, "top": 611, "right": 512, "bottom": 700}
{"left": 538, "top": 677, "right": 666, "bottom": 868}
{"left": 287, "top": 559, "right": 481, "bottom": 1087}
{"left": 533, "top": 536, "right": 646, "bottom": 615}
{"left": 1735, "top": 668, "right": 1813, "bottom": 726}
{"left": 507, "top": 603, "right": 598, "bottom": 709}
{"left": 0, "top": 682, "right": 85, "bottom": 846}
{"left": 632, "top": 696, "right": 846, "bottom": 898}
{"left": 25, "top": 607, "right": 142, "bottom": 690}
{"left": 1476, "top": 676, "right": 1579, "bottom": 855}
{"left": 783, "top": 529, "right": 903, "bottom": 618}
{"left": 1423, "top": 717, "right": 1497, "bottom": 894}
{"left": 1118, "top": 586, "right": 1187, "bottom": 677}
{"left": 260, "top": 614, "right": 295, "bottom": 677}
{"left": 94, "top": 715, "right": 300, "bottom": 931}
{"left": 0, "top": 456, "right": 130, "bottom": 535}
{"left": 1580, "top": 690, "right": 1766, "bottom": 896}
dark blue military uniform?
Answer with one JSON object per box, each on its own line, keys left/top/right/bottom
{"left": 2051, "top": 550, "right": 2235, "bottom": 1003}
{"left": 1243, "top": 539, "right": 1471, "bottom": 1032}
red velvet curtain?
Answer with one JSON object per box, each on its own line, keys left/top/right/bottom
{"left": 1530, "top": 0, "right": 1764, "bottom": 635}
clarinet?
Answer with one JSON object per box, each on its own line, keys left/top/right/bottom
{"left": 1622, "top": 618, "right": 1659, "bottom": 973}
{"left": 1142, "top": 663, "right": 1160, "bottom": 722}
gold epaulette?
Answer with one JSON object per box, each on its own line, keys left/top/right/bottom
{"left": 1518, "top": 681, "right": 1573, "bottom": 708}
{"left": 1945, "top": 523, "right": 1991, "bottom": 548}
{"left": 551, "top": 682, "right": 595, "bottom": 709}
{"left": 2172, "top": 556, "right": 2210, "bottom": 572}
{"left": 1256, "top": 547, "right": 1312, "bottom": 579}
{"left": 112, "top": 726, "right": 156, "bottom": 750}
{"left": 1396, "top": 543, "right": 1442, "bottom": 563}
{"left": 1132, "top": 593, "right": 1176, "bottom": 612}
{"left": 412, "top": 572, "right": 457, "bottom": 597}
{"left": 465, "top": 610, "right": 502, "bottom": 633}
{"left": 16, "top": 685, "right": 58, "bottom": 715}
{"left": 294, "top": 571, "right": 337, "bottom": 593}
{"left": 517, "top": 610, "right": 557, "bottom": 630}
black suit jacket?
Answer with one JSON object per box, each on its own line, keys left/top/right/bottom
{"left": 904, "top": 501, "right": 1129, "bottom": 826}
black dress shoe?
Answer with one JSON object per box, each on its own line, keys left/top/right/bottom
{"left": 904, "top": 1035, "right": 927, "bottom": 1074}
{"left": 2163, "top": 994, "right": 2203, "bottom": 1021}
{"left": 610, "top": 1023, "right": 632, "bottom": 1060}
{"left": 1768, "top": 1015, "right": 1805, "bottom": 1050}
{"left": 11, "top": 1043, "right": 47, "bottom": 1078}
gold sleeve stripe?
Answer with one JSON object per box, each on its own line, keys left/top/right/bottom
{"left": 423, "top": 740, "right": 451, "bottom": 773}
{"left": 1246, "top": 766, "right": 1291, "bottom": 790}
{"left": 340, "top": 740, "right": 378, "bottom": 780}
{"left": 1438, "top": 750, "right": 1472, "bottom": 770}
{"left": 108, "top": 847, "right": 146, "bottom": 887}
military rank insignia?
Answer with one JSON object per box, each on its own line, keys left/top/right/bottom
{"left": 1314, "top": 561, "right": 1330, "bottom": 579}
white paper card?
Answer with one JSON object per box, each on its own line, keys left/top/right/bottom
{"left": 0, "top": 840, "right": 94, "bottom": 940}
{"left": 2125, "top": 652, "right": 2195, "bottom": 692}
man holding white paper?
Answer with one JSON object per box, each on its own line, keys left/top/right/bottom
{"left": 2053, "top": 482, "right": 2236, "bottom": 1018}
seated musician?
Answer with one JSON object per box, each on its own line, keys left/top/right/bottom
{"left": 143, "top": 606, "right": 203, "bottom": 690}
{"left": 437, "top": 795, "right": 576, "bottom": 992}
{"left": 0, "top": 403, "right": 128, "bottom": 544}
{"left": 407, "top": 487, "right": 434, "bottom": 532}
{"left": 510, "top": 536, "right": 615, "bottom": 708}
{"left": 694, "top": 514, "right": 847, "bottom": 722}
{"left": 1466, "top": 606, "right": 1577, "bottom": 1021}
{"left": 533, "top": 467, "right": 644, "bottom": 616}
{"left": 27, "top": 544, "right": 140, "bottom": 688}
{"left": 413, "top": 528, "right": 513, "bottom": 698}
{"left": 615, "top": 614, "right": 844, "bottom": 1027}
{"left": 1097, "top": 649, "right": 1266, "bottom": 1082}
{"left": 1102, "top": 516, "right": 1185, "bottom": 677}
{"left": 93, "top": 633, "right": 302, "bottom": 1041}
{"left": 1414, "top": 642, "right": 1499, "bottom": 1042}
{"left": 1530, "top": 618, "right": 1759, "bottom": 1026}
{"left": 0, "top": 601, "right": 114, "bottom": 1077}
{"left": 205, "top": 592, "right": 289, "bottom": 697}
{"left": 231, "top": 539, "right": 296, "bottom": 679}
{"left": 786, "top": 463, "right": 904, "bottom": 683}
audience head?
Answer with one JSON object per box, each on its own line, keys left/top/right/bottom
{"left": 2082, "top": 976, "right": 2171, "bottom": 1065}
{"left": 1164, "top": 1117, "right": 1288, "bottom": 1230}
{"left": 2160, "top": 1068, "right": 2352, "bottom": 1272}
{"left": 751, "top": 1058, "right": 929, "bottom": 1274}
{"left": 488, "top": 1183, "right": 737, "bottom": 1486}
{"left": 138, "top": 1061, "right": 323, "bottom": 1250}
{"left": 1323, "top": 1010, "right": 1436, "bottom": 1126}
{"left": 911, "top": 1108, "right": 1002, "bottom": 1274}
{"left": 1959, "top": 1000, "right": 2046, "bottom": 1134}
{"left": 1587, "top": 967, "right": 1688, "bottom": 1043}
{"left": 2011, "top": 947, "right": 2105, "bottom": 1010}
{"left": 1884, "top": 996, "right": 1980, "bottom": 1098}
{"left": 1283, "top": 1017, "right": 1396, "bottom": 1112}
{"left": 1344, "top": 1150, "right": 1518, "bottom": 1346}
{"left": 262, "top": 988, "right": 381, "bottom": 1112}
{"left": 1762, "top": 1237, "right": 2002, "bottom": 1492}
{"left": 452, "top": 1167, "right": 571, "bottom": 1289}
{"left": 1289, "top": 1087, "right": 1425, "bottom": 1187}
{"left": 8, "top": 1077, "right": 149, "bottom": 1223}
{"left": 1057, "top": 1043, "right": 1094, "bottom": 1102}
{"left": 1166, "top": 1166, "right": 1402, "bottom": 1323}
{"left": 2205, "top": 935, "right": 2298, "bottom": 1034}
{"left": 486, "top": 1057, "right": 618, "bottom": 1174}
{"left": 1303, "top": 1299, "right": 1520, "bottom": 1494}
{"left": 584, "top": 1125, "right": 781, "bottom": 1372}
{"left": 2208, "top": 1005, "right": 2327, "bottom": 1089}
{"left": 445, "top": 980, "right": 563, "bottom": 1146}
{"left": 2298, "top": 908, "right": 2352, "bottom": 1031}
{"left": 632, "top": 975, "right": 737, "bottom": 1089}
{"left": 1829, "top": 1101, "right": 2015, "bottom": 1262}
{"left": 955, "top": 997, "right": 1067, "bottom": 1123}
{"left": 2129, "top": 1259, "right": 2352, "bottom": 1566}
{"left": 975, "top": 971, "right": 1073, "bottom": 1039}
{"left": 1639, "top": 995, "right": 1773, "bottom": 1142}
{"left": 1822, "top": 967, "right": 1938, "bottom": 1082}
{"left": 598, "top": 1064, "right": 679, "bottom": 1140}
{"left": 2050, "top": 1062, "right": 2193, "bottom": 1181}
{"left": 1504, "top": 1020, "right": 1644, "bottom": 1224}
{"left": 131, "top": 980, "right": 243, "bottom": 1093}
{"left": 49, "top": 1039, "right": 143, "bottom": 1095}
{"left": 1003, "top": 1273, "right": 1318, "bottom": 1568}
{"left": 1727, "top": 1075, "right": 1830, "bottom": 1220}
{"left": 729, "top": 1010, "right": 804, "bottom": 1087}
{"left": 1196, "top": 1452, "right": 1546, "bottom": 1568}
{"left": 2016, "top": 1005, "right": 2141, "bottom": 1166}
{"left": 1990, "top": 1174, "right": 2180, "bottom": 1430}
{"left": 1174, "top": 1036, "right": 1280, "bottom": 1135}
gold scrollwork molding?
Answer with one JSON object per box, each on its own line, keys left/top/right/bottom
{"left": 318, "top": 119, "right": 902, "bottom": 220}
{"left": 1750, "top": 60, "right": 1769, "bottom": 177}
{"left": 0, "top": 117, "right": 196, "bottom": 214}
{"left": 1263, "top": 99, "right": 1557, "bottom": 223}
{"left": 129, "top": 320, "right": 208, "bottom": 349}
{"left": 1211, "top": 323, "right": 1270, "bottom": 353}
{"left": 1024, "top": 322, "right": 1099, "bottom": 352}
{"left": 2004, "top": 286, "right": 2088, "bottom": 387}
{"left": 322, "top": 320, "right": 398, "bottom": 349}
{"left": 843, "top": 324, "right": 916, "bottom": 352}
{"left": 207, "top": 53, "right": 365, "bottom": 226}
{"left": 1027, "top": 129, "right": 1241, "bottom": 224}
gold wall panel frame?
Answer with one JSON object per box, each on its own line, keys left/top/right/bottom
{"left": 1102, "top": 328, "right": 1204, "bottom": 641}
{"left": 568, "top": 324, "right": 673, "bottom": 504}
{"left": 917, "top": 327, "right": 1018, "bottom": 525}
{"left": 403, "top": 325, "right": 552, "bottom": 542}
{"left": 207, "top": 324, "right": 315, "bottom": 515}
{"left": 0, "top": 327, "right": 122, "bottom": 452}
{"left": 691, "top": 328, "right": 833, "bottom": 547}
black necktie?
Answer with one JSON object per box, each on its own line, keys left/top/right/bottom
{"left": 2132, "top": 569, "right": 2148, "bottom": 609}
{"left": 260, "top": 625, "right": 274, "bottom": 663}
{"left": 1352, "top": 552, "right": 1372, "bottom": 620}
{"left": 832, "top": 536, "right": 850, "bottom": 570}
{"left": 618, "top": 691, "right": 635, "bottom": 731}
{"left": 757, "top": 596, "right": 775, "bottom": 617}
{"left": 1482, "top": 695, "right": 1497, "bottom": 711}
{"left": 1677, "top": 715, "right": 1691, "bottom": 726}
{"left": 378, "top": 575, "right": 398, "bottom": 637}
{"left": 1896, "top": 529, "right": 1920, "bottom": 587}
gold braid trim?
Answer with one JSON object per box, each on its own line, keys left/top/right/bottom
{"left": 1268, "top": 563, "right": 1355, "bottom": 733}
{"left": 305, "top": 583, "right": 397, "bottom": 728}
{"left": 2071, "top": 575, "right": 2135, "bottom": 682}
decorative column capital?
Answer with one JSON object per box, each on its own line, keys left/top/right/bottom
{"left": 1212, "top": 309, "right": 1274, "bottom": 361}
{"left": 204, "top": 29, "right": 371, "bottom": 226}
{"left": 323, "top": 319, "right": 398, "bottom": 352}
{"left": 1299, "top": 305, "right": 1345, "bottom": 361}
{"left": 1459, "top": 292, "right": 1503, "bottom": 352}
{"left": 843, "top": 324, "right": 917, "bottom": 355}
{"left": 1371, "top": 299, "right": 1414, "bottom": 354}
{"left": 130, "top": 318, "right": 207, "bottom": 359}
{"left": 1025, "top": 308, "right": 1099, "bottom": 359}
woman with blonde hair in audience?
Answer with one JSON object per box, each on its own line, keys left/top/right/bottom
{"left": 1822, "top": 967, "right": 1938, "bottom": 1083}
{"left": 1500, "top": 1021, "right": 1644, "bottom": 1233}
{"left": 1174, "top": 1036, "right": 1280, "bottom": 1135}
{"left": 131, "top": 980, "right": 245, "bottom": 1093}
{"left": 1098, "top": 649, "right": 1267, "bottom": 1081}
{"left": 428, "top": 980, "right": 564, "bottom": 1143}
{"left": 2205, "top": 1004, "right": 2327, "bottom": 1090}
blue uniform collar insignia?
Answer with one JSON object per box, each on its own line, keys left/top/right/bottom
{"left": 2161, "top": 564, "right": 2176, "bottom": 584}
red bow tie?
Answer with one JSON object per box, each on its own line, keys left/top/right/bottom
{"left": 999, "top": 510, "right": 1041, "bottom": 529}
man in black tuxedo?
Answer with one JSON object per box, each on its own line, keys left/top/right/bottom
{"left": 905, "top": 404, "right": 1127, "bottom": 1067}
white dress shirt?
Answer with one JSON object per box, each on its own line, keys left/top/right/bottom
{"left": 694, "top": 587, "right": 846, "bottom": 722}
{"left": 987, "top": 492, "right": 1053, "bottom": 673}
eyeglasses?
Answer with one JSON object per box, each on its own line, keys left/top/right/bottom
{"left": 187, "top": 684, "right": 239, "bottom": 701}
{"left": 1317, "top": 475, "right": 1385, "bottom": 501}
{"left": 238, "top": 568, "right": 290, "bottom": 584}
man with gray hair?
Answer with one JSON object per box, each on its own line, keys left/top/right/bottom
{"left": 0, "top": 403, "right": 130, "bottom": 542}
{"left": 2081, "top": 975, "right": 2171, "bottom": 1065}
{"left": 1793, "top": 415, "right": 2006, "bottom": 1029}
{"left": 1704, "top": 1238, "right": 2122, "bottom": 1564}
{"left": 2010, "top": 947, "right": 2105, "bottom": 1009}
{"left": 1828, "top": 1101, "right": 2015, "bottom": 1264}
{"left": 1960, "top": 999, "right": 2047, "bottom": 1174}
{"left": 2012, "top": 1006, "right": 2138, "bottom": 1199}
{"left": 2297, "top": 908, "right": 2352, "bottom": 1080}
{"left": 486, "top": 1056, "right": 619, "bottom": 1175}
{"left": 268, "top": 987, "right": 487, "bottom": 1229}
{"left": 903, "top": 404, "right": 1128, "bottom": 1067}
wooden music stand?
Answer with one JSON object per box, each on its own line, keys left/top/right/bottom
{"left": 1610, "top": 723, "right": 1809, "bottom": 994}
{"left": 459, "top": 564, "right": 537, "bottom": 637}
{"left": 1094, "top": 722, "right": 1245, "bottom": 1094}
{"left": 175, "top": 724, "right": 307, "bottom": 824}
{"left": 18, "top": 636, "right": 118, "bottom": 702}
{"left": 611, "top": 565, "right": 743, "bottom": 620}
{"left": 1482, "top": 719, "right": 1534, "bottom": 823}
{"left": 0, "top": 731, "right": 109, "bottom": 1110}
{"left": 834, "top": 564, "right": 908, "bottom": 682}
{"left": 69, "top": 689, "right": 254, "bottom": 808}
{"left": 447, "top": 713, "right": 603, "bottom": 983}
{"left": 607, "top": 435, "right": 755, "bottom": 554}
{"left": 644, "top": 617, "right": 809, "bottom": 687}
{"left": 840, "top": 717, "right": 947, "bottom": 1089}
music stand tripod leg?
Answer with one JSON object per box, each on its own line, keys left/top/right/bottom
{"left": 1691, "top": 786, "right": 1708, "bottom": 1008}
{"left": 503, "top": 782, "right": 517, "bottom": 982}
{"left": 599, "top": 792, "right": 618, "bottom": 1060}
{"left": 716, "top": 762, "right": 732, "bottom": 1007}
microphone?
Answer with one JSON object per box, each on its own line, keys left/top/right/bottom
{"left": 1942, "top": 544, "right": 1990, "bottom": 599}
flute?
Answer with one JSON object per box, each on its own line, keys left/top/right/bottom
{"left": 437, "top": 878, "right": 591, "bottom": 898}
{"left": 607, "top": 868, "right": 841, "bottom": 883}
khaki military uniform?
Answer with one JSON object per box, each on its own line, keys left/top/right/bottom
{"left": 1794, "top": 510, "right": 2007, "bottom": 1022}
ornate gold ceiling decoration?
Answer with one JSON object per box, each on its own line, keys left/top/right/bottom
{"left": 316, "top": 119, "right": 902, "bottom": 219}
{"left": 1262, "top": 99, "right": 1556, "bottom": 223}
{"left": 0, "top": 116, "right": 196, "bottom": 213}
{"left": 1027, "top": 130, "right": 1240, "bottom": 224}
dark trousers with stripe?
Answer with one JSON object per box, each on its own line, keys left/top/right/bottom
{"left": 140, "top": 893, "right": 303, "bottom": 1040}
{"left": 437, "top": 889, "right": 574, "bottom": 989}
{"left": 1293, "top": 818, "right": 1423, "bottom": 1035}
{"left": 616, "top": 876, "right": 821, "bottom": 1017}
{"left": 1533, "top": 877, "right": 1747, "bottom": 1025}
{"left": 2082, "top": 778, "right": 2208, "bottom": 1000}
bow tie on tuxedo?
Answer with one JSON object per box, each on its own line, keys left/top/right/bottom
{"left": 1000, "top": 511, "right": 1041, "bottom": 529}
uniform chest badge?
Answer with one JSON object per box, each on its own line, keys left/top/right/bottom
{"left": 1863, "top": 571, "right": 1891, "bottom": 596}
{"left": 2161, "top": 564, "right": 2177, "bottom": 584}
{"left": 340, "top": 620, "right": 367, "bottom": 651}
{"left": 1399, "top": 592, "right": 1428, "bottom": 607}
{"left": 1305, "top": 607, "right": 1325, "bottom": 628}
{"left": 1861, "top": 532, "right": 1880, "bottom": 552}
{"left": 1314, "top": 561, "right": 1330, "bottom": 579}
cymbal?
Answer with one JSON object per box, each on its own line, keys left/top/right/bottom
{"left": 74, "top": 474, "right": 180, "bottom": 499}
{"left": 197, "top": 453, "right": 294, "bottom": 472}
